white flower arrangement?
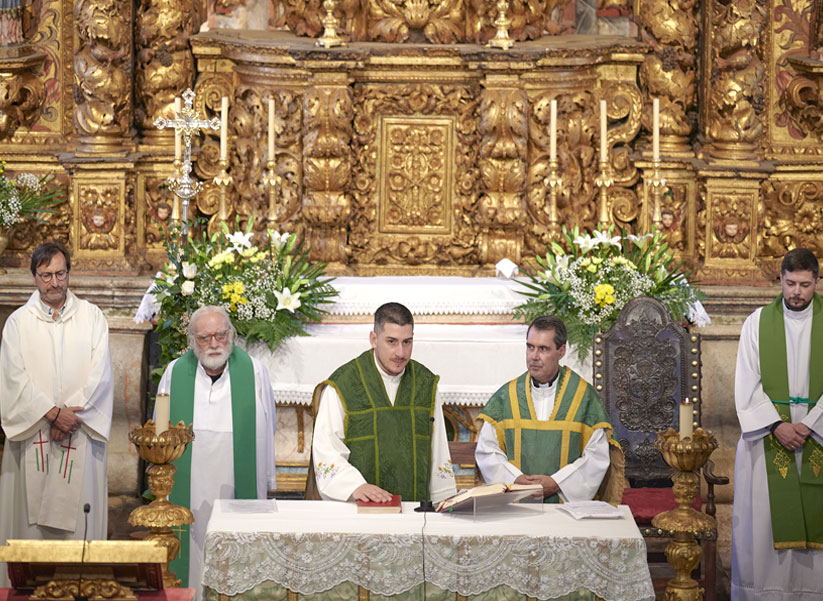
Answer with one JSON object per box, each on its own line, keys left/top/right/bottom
{"left": 515, "top": 225, "right": 709, "bottom": 357}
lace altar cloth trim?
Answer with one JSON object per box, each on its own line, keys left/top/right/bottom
{"left": 326, "top": 277, "right": 524, "bottom": 316}
{"left": 203, "top": 502, "right": 654, "bottom": 601}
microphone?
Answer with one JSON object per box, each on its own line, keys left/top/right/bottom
{"left": 415, "top": 416, "right": 437, "bottom": 513}
{"left": 75, "top": 503, "right": 90, "bottom": 601}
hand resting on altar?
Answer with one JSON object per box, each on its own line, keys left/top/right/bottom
{"left": 515, "top": 474, "right": 559, "bottom": 498}
{"left": 352, "top": 483, "right": 395, "bottom": 503}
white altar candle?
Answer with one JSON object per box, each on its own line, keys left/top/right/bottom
{"left": 600, "top": 100, "right": 607, "bottom": 163}
{"left": 155, "top": 393, "right": 170, "bottom": 436}
{"left": 550, "top": 99, "right": 557, "bottom": 163}
{"left": 220, "top": 96, "right": 228, "bottom": 161}
{"left": 653, "top": 97, "right": 660, "bottom": 163}
{"left": 268, "top": 98, "right": 276, "bottom": 162}
{"left": 679, "top": 398, "right": 693, "bottom": 440}
{"left": 174, "top": 97, "right": 182, "bottom": 161}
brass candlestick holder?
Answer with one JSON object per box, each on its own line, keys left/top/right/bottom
{"left": 595, "top": 159, "right": 613, "bottom": 229}
{"left": 316, "top": 0, "right": 345, "bottom": 48}
{"left": 652, "top": 428, "right": 718, "bottom": 601}
{"left": 543, "top": 159, "right": 563, "bottom": 239}
{"left": 646, "top": 161, "right": 666, "bottom": 230}
{"left": 263, "top": 159, "right": 282, "bottom": 225}
{"left": 128, "top": 420, "right": 195, "bottom": 589}
{"left": 486, "top": 0, "right": 514, "bottom": 50}
{"left": 214, "top": 158, "right": 232, "bottom": 229}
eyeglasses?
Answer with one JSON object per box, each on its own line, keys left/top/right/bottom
{"left": 195, "top": 330, "right": 230, "bottom": 344}
{"left": 36, "top": 270, "right": 68, "bottom": 283}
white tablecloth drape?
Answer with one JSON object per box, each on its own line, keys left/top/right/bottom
{"left": 203, "top": 500, "right": 654, "bottom": 601}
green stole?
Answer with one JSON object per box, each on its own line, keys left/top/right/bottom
{"left": 478, "top": 368, "right": 614, "bottom": 503}
{"left": 759, "top": 294, "right": 823, "bottom": 550}
{"left": 168, "top": 347, "right": 257, "bottom": 586}
{"left": 316, "top": 350, "right": 438, "bottom": 502}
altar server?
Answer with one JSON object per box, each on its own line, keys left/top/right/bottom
{"left": 310, "top": 302, "right": 456, "bottom": 503}
{"left": 476, "top": 315, "right": 622, "bottom": 502}
{"left": 732, "top": 248, "right": 823, "bottom": 601}
{"left": 0, "top": 242, "right": 113, "bottom": 587}
{"left": 157, "top": 305, "right": 276, "bottom": 590}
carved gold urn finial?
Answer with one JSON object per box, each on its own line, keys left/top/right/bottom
{"left": 128, "top": 420, "right": 194, "bottom": 589}
{"left": 486, "top": 0, "right": 513, "bottom": 50}
{"left": 652, "top": 428, "right": 719, "bottom": 601}
{"left": 316, "top": 0, "right": 345, "bottom": 48}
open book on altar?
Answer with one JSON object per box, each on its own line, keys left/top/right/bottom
{"left": 435, "top": 482, "right": 543, "bottom": 512}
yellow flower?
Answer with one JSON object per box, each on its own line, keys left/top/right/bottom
{"left": 234, "top": 281, "right": 245, "bottom": 294}
{"left": 231, "top": 293, "right": 241, "bottom": 304}
{"left": 613, "top": 256, "right": 627, "bottom": 265}
{"left": 580, "top": 258, "right": 591, "bottom": 267}
{"left": 594, "top": 283, "right": 616, "bottom": 307}
{"left": 222, "top": 283, "right": 232, "bottom": 295}
{"left": 592, "top": 257, "right": 603, "bottom": 265}
{"left": 586, "top": 263, "right": 597, "bottom": 273}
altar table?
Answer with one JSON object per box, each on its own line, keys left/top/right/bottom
{"left": 202, "top": 500, "right": 654, "bottom": 601}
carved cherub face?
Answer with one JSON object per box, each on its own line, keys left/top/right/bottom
{"left": 156, "top": 203, "right": 171, "bottom": 222}
{"left": 661, "top": 210, "right": 675, "bottom": 229}
{"left": 724, "top": 220, "right": 739, "bottom": 238}
{"left": 92, "top": 211, "right": 105, "bottom": 228}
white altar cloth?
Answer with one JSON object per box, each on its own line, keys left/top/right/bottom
{"left": 246, "top": 323, "right": 593, "bottom": 406}
{"left": 203, "top": 499, "right": 653, "bottom": 601}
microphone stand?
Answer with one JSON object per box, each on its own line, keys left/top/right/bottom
{"left": 75, "top": 503, "right": 90, "bottom": 601}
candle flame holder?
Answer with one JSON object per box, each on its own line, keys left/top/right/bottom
{"left": 486, "top": 0, "right": 514, "bottom": 50}
{"left": 646, "top": 160, "right": 666, "bottom": 230}
{"left": 128, "top": 421, "right": 195, "bottom": 588}
{"left": 214, "top": 158, "right": 232, "bottom": 229}
{"left": 595, "top": 159, "right": 613, "bottom": 229}
{"left": 543, "top": 159, "right": 563, "bottom": 239}
{"left": 263, "top": 159, "right": 283, "bottom": 225}
{"left": 316, "top": 0, "right": 345, "bottom": 48}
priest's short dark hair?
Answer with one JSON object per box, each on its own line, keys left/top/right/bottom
{"left": 782, "top": 248, "right": 819, "bottom": 279}
{"left": 374, "top": 302, "right": 414, "bottom": 332}
{"left": 527, "top": 315, "right": 567, "bottom": 348}
{"left": 30, "top": 242, "right": 71, "bottom": 276}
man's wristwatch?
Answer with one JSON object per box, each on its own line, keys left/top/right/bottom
{"left": 769, "top": 421, "right": 782, "bottom": 435}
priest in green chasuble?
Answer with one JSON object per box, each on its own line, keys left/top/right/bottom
{"left": 311, "top": 302, "right": 456, "bottom": 503}
{"left": 732, "top": 248, "right": 823, "bottom": 601}
{"left": 157, "top": 305, "right": 277, "bottom": 591}
{"left": 477, "top": 316, "right": 621, "bottom": 503}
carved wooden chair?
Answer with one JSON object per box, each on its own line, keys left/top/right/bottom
{"left": 592, "top": 296, "right": 728, "bottom": 601}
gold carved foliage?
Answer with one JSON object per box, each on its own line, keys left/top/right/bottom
{"left": 0, "top": 53, "right": 45, "bottom": 140}
{"left": 73, "top": 0, "right": 132, "bottom": 140}
{"left": 78, "top": 185, "right": 121, "bottom": 251}
{"left": 350, "top": 83, "right": 481, "bottom": 266}
{"left": 759, "top": 180, "right": 823, "bottom": 261}
{"left": 143, "top": 177, "right": 175, "bottom": 247}
{"left": 367, "top": 0, "right": 463, "bottom": 43}
{"left": 134, "top": 0, "right": 195, "bottom": 132}
{"left": 709, "top": 193, "right": 751, "bottom": 260}
{"left": 706, "top": 0, "right": 765, "bottom": 151}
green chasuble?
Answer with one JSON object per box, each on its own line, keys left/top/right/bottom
{"left": 313, "top": 350, "right": 439, "bottom": 502}
{"left": 478, "top": 367, "right": 615, "bottom": 503}
{"left": 168, "top": 347, "right": 257, "bottom": 586}
{"left": 759, "top": 293, "right": 823, "bottom": 550}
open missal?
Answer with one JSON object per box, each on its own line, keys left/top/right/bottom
{"left": 435, "top": 482, "right": 543, "bottom": 512}
{"left": 555, "top": 500, "right": 623, "bottom": 519}
{"left": 357, "top": 494, "right": 402, "bottom": 514}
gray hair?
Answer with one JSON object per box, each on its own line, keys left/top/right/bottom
{"left": 187, "top": 305, "right": 236, "bottom": 349}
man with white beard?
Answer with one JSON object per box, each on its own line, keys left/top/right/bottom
{"left": 157, "top": 305, "right": 276, "bottom": 592}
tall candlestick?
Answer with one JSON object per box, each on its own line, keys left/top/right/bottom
{"left": 220, "top": 97, "right": 228, "bottom": 161}
{"left": 679, "top": 397, "right": 693, "bottom": 440}
{"left": 155, "top": 394, "right": 170, "bottom": 436}
{"left": 268, "top": 98, "right": 276, "bottom": 163}
{"left": 174, "top": 97, "right": 182, "bottom": 161}
{"left": 550, "top": 99, "right": 557, "bottom": 163}
{"left": 600, "top": 100, "right": 607, "bottom": 163}
{"left": 653, "top": 97, "right": 660, "bottom": 163}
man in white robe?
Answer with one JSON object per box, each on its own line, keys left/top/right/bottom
{"left": 0, "top": 242, "right": 113, "bottom": 587}
{"left": 311, "top": 302, "right": 456, "bottom": 504}
{"left": 157, "top": 305, "right": 276, "bottom": 593}
{"left": 476, "top": 316, "right": 614, "bottom": 502}
{"left": 732, "top": 248, "right": 823, "bottom": 601}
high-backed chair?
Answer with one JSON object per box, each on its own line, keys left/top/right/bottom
{"left": 592, "top": 296, "right": 728, "bottom": 601}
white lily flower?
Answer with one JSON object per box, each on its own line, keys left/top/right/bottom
{"left": 688, "top": 300, "right": 711, "bottom": 327}
{"left": 592, "top": 230, "right": 622, "bottom": 248}
{"left": 555, "top": 255, "right": 570, "bottom": 271}
{"left": 181, "top": 280, "right": 195, "bottom": 296}
{"left": 574, "top": 235, "right": 598, "bottom": 253}
{"left": 625, "top": 233, "right": 654, "bottom": 243}
{"left": 182, "top": 261, "right": 197, "bottom": 279}
{"left": 226, "top": 231, "right": 254, "bottom": 253}
{"left": 274, "top": 287, "right": 302, "bottom": 313}
{"left": 270, "top": 230, "right": 291, "bottom": 251}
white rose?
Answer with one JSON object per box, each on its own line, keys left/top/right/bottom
{"left": 182, "top": 261, "right": 197, "bottom": 279}
{"left": 181, "top": 280, "right": 195, "bottom": 296}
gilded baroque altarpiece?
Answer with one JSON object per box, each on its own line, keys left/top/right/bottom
{"left": 2, "top": 0, "right": 823, "bottom": 281}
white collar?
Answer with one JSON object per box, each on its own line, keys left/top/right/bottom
{"left": 783, "top": 298, "right": 815, "bottom": 321}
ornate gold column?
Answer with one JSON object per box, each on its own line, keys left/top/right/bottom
{"left": 477, "top": 78, "right": 527, "bottom": 265}
{"left": 303, "top": 72, "right": 353, "bottom": 265}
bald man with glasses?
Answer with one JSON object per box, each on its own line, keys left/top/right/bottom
{"left": 0, "top": 242, "right": 113, "bottom": 587}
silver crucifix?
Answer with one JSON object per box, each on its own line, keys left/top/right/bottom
{"left": 155, "top": 88, "right": 221, "bottom": 229}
